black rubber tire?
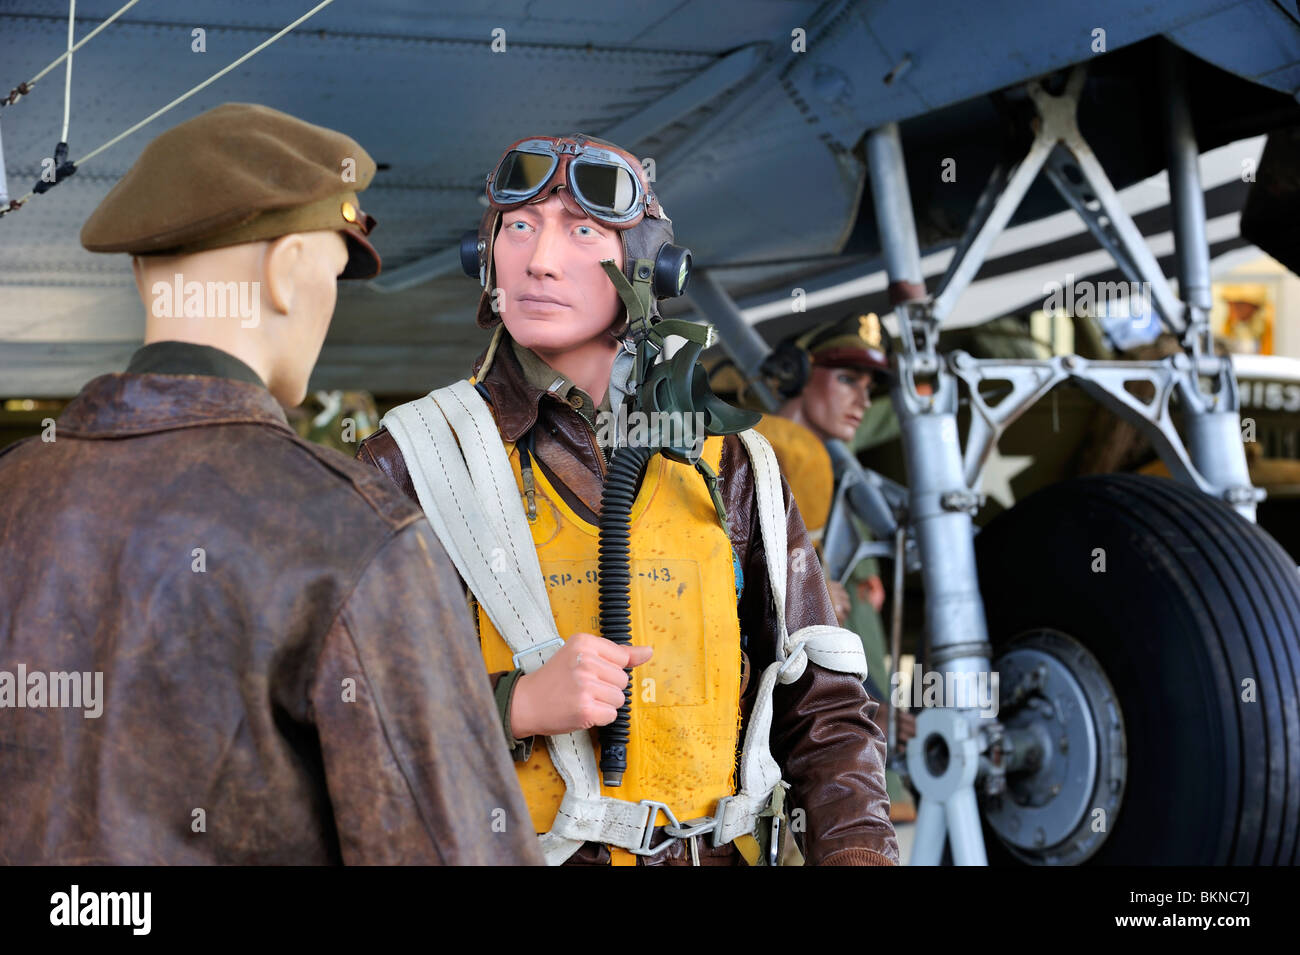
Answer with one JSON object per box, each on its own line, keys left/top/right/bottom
{"left": 974, "top": 473, "right": 1300, "bottom": 865}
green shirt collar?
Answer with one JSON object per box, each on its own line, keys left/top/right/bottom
{"left": 125, "top": 341, "right": 266, "bottom": 389}
{"left": 508, "top": 335, "right": 613, "bottom": 418}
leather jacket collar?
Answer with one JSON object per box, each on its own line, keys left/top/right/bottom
{"left": 471, "top": 333, "right": 574, "bottom": 443}
{"left": 58, "top": 372, "right": 291, "bottom": 438}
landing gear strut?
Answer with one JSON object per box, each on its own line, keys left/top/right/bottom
{"left": 867, "top": 48, "right": 1296, "bottom": 865}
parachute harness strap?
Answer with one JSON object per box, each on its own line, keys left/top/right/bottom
{"left": 382, "top": 384, "right": 869, "bottom": 864}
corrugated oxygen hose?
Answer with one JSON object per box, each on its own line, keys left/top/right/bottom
{"left": 596, "top": 442, "right": 654, "bottom": 787}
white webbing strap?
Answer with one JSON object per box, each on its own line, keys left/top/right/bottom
{"left": 383, "top": 385, "right": 596, "bottom": 864}
{"left": 382, "top": 383, "right": 553, "bottom": 656}
{"left": 434, "top": 381, "right": 551, "bottom": 614}
{"left": 384, "top": 383, "right": 670, "bottom": 864}
{"left": 714, "top": 430, "right": 871, "bottom": 845}
{"left": 383, "top": 388, "right": 868, "bottom": 862}
{"left": 736, "top": 428, "right": 870, "bottom": 677}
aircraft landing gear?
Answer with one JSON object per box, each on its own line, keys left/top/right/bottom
{"left": 866, "top": 46, "right": 1298, "bottom": 865}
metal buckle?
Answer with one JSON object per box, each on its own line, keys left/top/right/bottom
{"left": 628, "top": 798, "right": 735, "bottom": 856}
{"left": 667, "top": 815, "right": 718, "bottom": 867}
{"left": 664, "top": 816, "right": 718, "bottom": 841}
{"left": 510, "top": 637, "right": 565, "bottom": 670}
{"left": 711, "top": 795, "right": 737, "bottom": 848}
{"left": 629, "top": 800, "right": 681, "bottom": 856}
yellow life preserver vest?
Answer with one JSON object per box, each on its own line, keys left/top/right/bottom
{"left": 476, "top": 433, "right": 743, "bottom": 864}
{"left": 752, "top": 414, "right": 833, "bottom": 545}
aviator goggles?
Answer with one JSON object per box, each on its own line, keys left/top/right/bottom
{"left": 485, "top": 135, "right": 658, "bottom": 228}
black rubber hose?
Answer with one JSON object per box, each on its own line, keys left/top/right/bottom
{"left": 596, "top": 442, "right": 654, "bottom": 787}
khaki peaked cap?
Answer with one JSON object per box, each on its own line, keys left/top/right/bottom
{"left": 81, "top": 102, "right": 381, "bottom": 279}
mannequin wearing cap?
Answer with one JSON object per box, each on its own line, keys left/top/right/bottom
{"left": 0, "top": 102, "right": 542, "bottom": 865}
{"left": 82, "top": 101, "right": 385, "bottom": 407}
{"left": 774, "top": 316, "right": 890, "bottom": 624}
{"left": 770, "top": 314, "right": 918, "bottom": 822}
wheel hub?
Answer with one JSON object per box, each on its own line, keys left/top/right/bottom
{"left": 982, "top": 629, "right": 1126, "bottom": 864}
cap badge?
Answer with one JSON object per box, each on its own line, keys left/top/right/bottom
{"left": 859, "top": 313, "right": 882, "bottom": 349}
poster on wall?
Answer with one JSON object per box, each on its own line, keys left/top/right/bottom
{"left": 1212, "top": 281, "right": 1277, "bottom": 355}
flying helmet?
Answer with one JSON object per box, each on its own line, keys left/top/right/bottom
{"left": 764, "top": 312, "right": 895, "bottom": 398}
{"left": 461, "top": 134, "right": 691, "bottom": 332}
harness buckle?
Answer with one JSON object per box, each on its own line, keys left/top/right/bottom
{"left": 511, "top": 637, "right": 565, "bottom": 671}
{"left": 664, "top": 816, "right": 719, "bottom": 841}
{"left": 711, "top": 795, "right": 739, "bottom": 848}
{"left": 630, "top": 800, "right": 682, "bottom": 856}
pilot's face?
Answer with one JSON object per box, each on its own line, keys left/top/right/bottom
{"left": 802, "top": 364, "right": 873, "bottom": 442}
{"left": 493, "top": 193, "right": 625, "bottom": 354}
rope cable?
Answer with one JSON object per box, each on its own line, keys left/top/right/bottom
{"left": 61, "top": 0, "right": 75, "bottom": 142}
{"left": 2, "top": 0, "right": 337, "bottom": 215}
{"left": 2, "top": 0, "right": 143, "bottom": 106}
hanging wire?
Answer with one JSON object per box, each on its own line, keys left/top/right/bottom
{"left": 76, "top": 0, "right": 336, "bottom": 170}
{"left": 1, "top": 0, "right": 337, "bottom": 216}
{"left": 62, "top": 0, "right": 76, "bottom": 142}
{"left": 2, "top": 0, "right": 144, "bottom": 109}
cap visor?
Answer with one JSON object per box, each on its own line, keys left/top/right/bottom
{"left": 340, "top": 227, "right": 381, "bottom": 280}
{"left": 812, "top": 349, "right": 890, "bottom": 374}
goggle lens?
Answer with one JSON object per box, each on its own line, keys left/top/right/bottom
{"left": 493, "top": 150, "right": 557, "bottom": 196}
{"left": 571, "top": 158, "right": 638, "bottom": 215}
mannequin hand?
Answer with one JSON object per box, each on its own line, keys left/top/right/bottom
{"left": 826, "top": 579, "right": 851, "bottom": 624}
{"left": 510, "top": 633, "right": 654, "bottom": 738}
{"left": 856, "top": 574, "right": 887, "bottom": 614}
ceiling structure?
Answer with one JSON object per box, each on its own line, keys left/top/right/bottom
{"left": 2, "top": 0, "right": 1299, "bottom": 398}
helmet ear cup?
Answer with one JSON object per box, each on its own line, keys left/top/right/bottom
{"left": 460, "top": 229, "right": 484, "bottom": 282}
{"left": 652, "top": 243, "right": 692, "bottom": 298}
{"left": 620, "top": 212, "right": 675, "bottom": 325}
{"left": 761, "top": 339, "right": 812, "bottom": 399}
{"left": 474, "top": 211, "right": 505, "bottom": 329}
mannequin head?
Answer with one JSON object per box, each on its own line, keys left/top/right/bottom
{"left": 782, "top": 364, "right": 874, "bottom": 442}
{"left": 132, "top": 229, "right": 348, "bottom": 407}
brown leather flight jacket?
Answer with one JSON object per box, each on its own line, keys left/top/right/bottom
{"left": 357, "top": 339, "right": 900, "bottom": 866}
{"left": 0, "top": 372, "right": 542, "bottom": 865}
